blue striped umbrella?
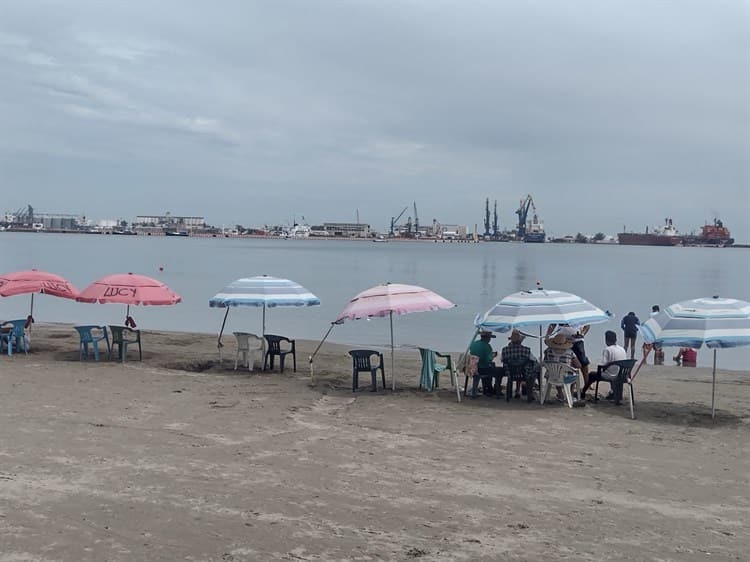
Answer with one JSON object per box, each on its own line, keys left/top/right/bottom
{"left": 476, "top": 289, "right": 611, "bottom": 332}
{"left": 640, "top": 296, "right": 750, "bottom": 418}
{"left": 209, "top": 276, "right": 320, "bottom": 352}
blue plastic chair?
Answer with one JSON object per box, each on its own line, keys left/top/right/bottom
{"left": 75, "top": 325, "right": 110, "bottom": 361}
{"left": 1, "top": 319, "right": 29, "bottom": 356}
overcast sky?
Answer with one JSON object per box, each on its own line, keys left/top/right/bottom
{"left": 1, "top": 1, "right": 748, "bottom": 239}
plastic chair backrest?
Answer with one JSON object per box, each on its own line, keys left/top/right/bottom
{"left": 349, "top": 349, "right": 381, "bottom": 371}
{"left": 543, "top": 361, "right": 577, "bottom": 384}
{"left": 506, "top": 357, "right": 531, "bottom": 379}
{"left": 75, "top": 325, "right": 95, "bottom": 343}
{"left": 110, "top": 325, "right": 139, "bottom": 344}
{"left": 265, "top": 334, "right": 292, "bottom": 353}
{"left": 611, "top": 359, "right": 637, "bottom": 381}
{"left": 235, "top": 332, "right": 263, "bottom": 351}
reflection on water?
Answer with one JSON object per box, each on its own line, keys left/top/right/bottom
{"left": 0, "top": 234, "right": 748, "bottom": 369}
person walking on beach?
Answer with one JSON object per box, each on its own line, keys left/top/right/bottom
{"left": 620, "top": 311, "right": 640, "bottom": 359}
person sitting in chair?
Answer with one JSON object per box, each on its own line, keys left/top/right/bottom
{"left": 580, "top": 330, "right": 627, "bottom": 400}
{"left": 501, "top": 329, "right": 540, "bottom": 399}
{"left": 469, "top": 331, "right": 504, "bottom": 397}
{"left": 543, "top": 333, "right": 581, "bottom": 401}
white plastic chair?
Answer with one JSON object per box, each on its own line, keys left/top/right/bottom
{"left": 233, "top": 332, "right": 264, "bottom": 371}
{"left": 541, "top": 362, "right": 579, "bottom": 408}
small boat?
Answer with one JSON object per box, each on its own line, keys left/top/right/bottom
{"left": 165, "top": 230, "right": 189, "bottom": 237}
{"left": 373, "top": 236, "right": 388, "bottom": 243}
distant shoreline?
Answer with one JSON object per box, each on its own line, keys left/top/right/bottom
{"left": 1, "top": 229, "right": 747, "bottom": 246}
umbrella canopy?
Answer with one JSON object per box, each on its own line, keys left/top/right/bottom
{"left": 333, "top": 283, "right": 456, "bottom": 390}
{"left": 208, "top": 275, "right": 320, "bottom": 352}
{"left": 476, "top": 289, "right": 611, "bottom": 331}
{"left": 76, "top": 272, "right": 181, "bottom": 325}
{"left": 0, "top": 269, "right": 78, "bottom": 300}
{"left": 640, "top": 296, "right": 750, "bottom": 418}
{"left": 0, "top": 269, "right": 79, "bottom": 327}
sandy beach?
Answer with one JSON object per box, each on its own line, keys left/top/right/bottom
{"left": 1, "top": 325, "right": 748, "bottom": 561}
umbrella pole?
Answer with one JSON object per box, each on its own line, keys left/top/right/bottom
{"left": 389, "top": 310, "right": 396, "bottom": 390}
{"left": 217, "top": 308, "right": 230, "bottom": 362}
{"left": 125, "top": 304, "right": 130, "bottom": 324}
{"left": 711, "top": 349, "right": 717, "bottom": 419}
{"left": 262, "top": 304, "right": 267, "bottom": 367}
{"left": 309, "top": 323, "right": 336, "bottom": 384}
{"left": 29, "top": 293, "right": 34, "bottom": 333}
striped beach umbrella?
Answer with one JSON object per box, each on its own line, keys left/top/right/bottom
{"left": 640, "top": 296, "right": 750, "bottom": 418}
{"left": 476, "top": 289, "right": 611, "bottom": 331}
{"left": 209, "top": 275, "right": 320, "bottom": 351}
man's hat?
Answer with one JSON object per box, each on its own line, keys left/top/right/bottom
{"left": 508, "top": 329, "right": 525, "bottom": 343}
{"left": 544, "top": 332, "right": 572, "bottom": 349}
{"left": 479, "top": 330, "right": 496, "bottom": 339}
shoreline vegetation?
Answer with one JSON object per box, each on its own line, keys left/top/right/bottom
{"left": 1, "top": 324, "right": 748, "bottom": 559}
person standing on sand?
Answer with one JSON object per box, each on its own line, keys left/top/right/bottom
{"left": 621, "top": 311, "right": 640, "bottom": 359}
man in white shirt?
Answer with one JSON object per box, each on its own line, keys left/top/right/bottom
{"left": 580, "top": 330, "right": 627, "bottom": 399}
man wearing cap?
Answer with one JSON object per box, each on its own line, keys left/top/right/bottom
{"left": 501, "top": 329, "right": 541, "bottom": 398}
{"left": 468, "top": 330, "right": 504, "bottom": 397}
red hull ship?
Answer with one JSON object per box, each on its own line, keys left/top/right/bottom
{"left": 681, "top": 219, "right": 734, "bottom": 247}
{"left": 618, "top": 218, "right": 681, "bottom": 246}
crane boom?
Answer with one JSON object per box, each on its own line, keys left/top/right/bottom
{"left": 515, "top": 195, "right": 534, "bottom": 239}
{"left": 390, "top": 206, "right": 409, "bottom": 236}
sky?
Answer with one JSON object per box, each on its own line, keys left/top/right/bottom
{"left": 1, "top": 1, "right": 748, "bottom": 240}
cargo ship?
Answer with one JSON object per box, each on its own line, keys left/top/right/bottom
{"left": 681, "top": 219, "right": 734, "bottom": 247}
{"left": 618, "top": 218, "right": 681, "bottom": 246}
{"left": 523, "top": 213, "right": 546, "bottom": 243}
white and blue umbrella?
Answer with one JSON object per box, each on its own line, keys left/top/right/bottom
{"left": 476, "top": 288, "right": 611, "bottom": 332}
{"left": 640, "top": 296, "right": 750, "bottom": 418}
{"left": 209, "top": 275, "right": 320, "bottom": 351}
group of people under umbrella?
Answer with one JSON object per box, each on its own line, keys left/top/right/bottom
{"left": 1, "top": 268, "right": 749, "bottom": 419}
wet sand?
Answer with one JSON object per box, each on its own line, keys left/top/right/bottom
{"left": 1, "top": 325, "right": 748, "bottom": 561}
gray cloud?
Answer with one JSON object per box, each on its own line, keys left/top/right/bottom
{"left": 1, "top": 1, "right": 748, "bottom": 239}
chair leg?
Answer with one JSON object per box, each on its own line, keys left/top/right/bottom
{"left": 463, "top": 375, "right": 468, "bottom": 396}
{"left": 629, "top": 384, "right": 635, "bottom": 419}
{"left": 352, "top": 371, "right": 358, "bottom": 392}
{"left": 563, "top": 383, "right": 574, "bottom": 408}
{"left": 381, "top": 368, "right": 386, "bottom": 390}
{"left": 234, "top": 350, "right": 240, "bottom": 370}
{"left": 92, "top": 342, "right": 99, "bottom": 362}
{"left": 370, "top": 370, "right": 377, "bottom": 391}
{"left": 594, "top": 380, "right": 600, "bottom": 401}
{"left": 138, "top": 341, "right": 142, "bottom": 361}
{"left": 542, "top": 382, "right": 551, "bottom": 405}
{"left": 292, "top": 353, "right": 296, "bottom": 372}
{"left": 279, "top": 355, "right": 285, "bottom": 373}
{"left": 506, "top": 378, "right": 512, "bottom": 402}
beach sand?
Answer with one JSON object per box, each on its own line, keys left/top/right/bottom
{"left": 1, "top": 325, "right": 748, "bottom": 561}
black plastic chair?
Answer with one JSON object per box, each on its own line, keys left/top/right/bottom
{"left": 348, "top": 349, "right": 386, "bottom": 392}
{"left": 594, "top": 359, "right": 638, "bottom": 418}
{"left": 264, "top": 334, "right": 296, "bottom": 372}
{"left": 504, "top": 357, "right": 536, "bottom": 402}
{"left": 109, "top": 325, "right": 142, "bottom": 363}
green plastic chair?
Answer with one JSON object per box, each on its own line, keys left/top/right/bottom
{"left": 418, "top": 348, "right": 454, "bottom": 392}
{"left": 109, "top": 325, "right": 142, "bottom": 363}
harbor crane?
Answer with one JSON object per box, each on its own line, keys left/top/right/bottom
{"left": 483, "top": 198, "right": 491, "bottom": 237}
{"left": 413, "top": 201, "right": 419, "bottom": 236}
{"left": 515, "top": 195, "right": 536, "bottom": 239}
{"left": 389, "top": 206, "right": 408, "bottom": 237}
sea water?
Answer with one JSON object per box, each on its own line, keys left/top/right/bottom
{"left": 1, "top": 233, "right": 748, "bottom": 370}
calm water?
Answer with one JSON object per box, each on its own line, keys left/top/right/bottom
{"left": 2, "top": 233, "right": 749, "bottom": 370}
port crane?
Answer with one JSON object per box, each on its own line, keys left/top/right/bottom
{"left": 515, "top": 195, "right": 536, "bottom": 239}
{"left": 389, "top": 206, "right": 408, "bottom": 237}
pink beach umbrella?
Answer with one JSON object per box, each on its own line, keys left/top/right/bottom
{"left": 0, "top": 269, "right": 79, "bottom": 327}
{"left": 76, "top": 272, "right": 181, "bottom": 326}
{"left": 333, "top": 283, "right": 456, "bottom": 390}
